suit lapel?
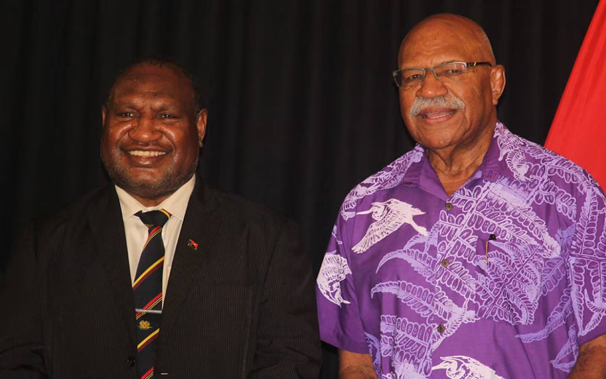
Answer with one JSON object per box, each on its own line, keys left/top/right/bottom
{"left": 88, "top": 186, "right": 137, "bottom": 344}
{"left": 160, "top": 181, "right": 223, "bottom": 338}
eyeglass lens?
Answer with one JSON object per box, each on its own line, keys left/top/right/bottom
{"left": 395, "top": 62, "right": 470, "bottom": 88}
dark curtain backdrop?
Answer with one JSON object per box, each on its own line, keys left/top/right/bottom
{"left": 2, "top": 0, "right": 598, "bottom": 377}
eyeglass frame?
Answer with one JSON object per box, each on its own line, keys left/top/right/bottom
{"left": 392, "top": 61, "right": 493, "bottom": 89}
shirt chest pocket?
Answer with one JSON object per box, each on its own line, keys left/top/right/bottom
{"left": 473, "top": 234, "right": 546, "bottom": 325}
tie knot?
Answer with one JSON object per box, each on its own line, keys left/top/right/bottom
{"left": 136, "top": 209, "right": 171, "bottom": 228}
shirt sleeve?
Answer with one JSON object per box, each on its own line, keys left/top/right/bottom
{"left": 568, "top": 180, "right": 606, "bottom": 347}
{"left": 316, "top": 213, "right": 368, "bottom": 354}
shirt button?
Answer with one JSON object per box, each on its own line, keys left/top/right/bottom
{"left": 437, "top": 324, "right": 446, "bottom": 334}
{"left": 127, "top": 357, "right": 136, "bottom": 367}
{"left": 489, "top": 234, "right": 497, "bottom": 240}
{"left": 440, "top": 259, "right": 450, "bottom": 268}
{"left": 445, "top": 202, "right": 453, "bottom": 211}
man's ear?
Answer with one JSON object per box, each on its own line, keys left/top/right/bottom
{"left": 490, "top": 65, "right": 506, "bottom": 105}
{"left": 196, "top": 109, "right": 208, "bottom": 147}
{"left": 102, "top": 105, "right": 107, "bottom": 126}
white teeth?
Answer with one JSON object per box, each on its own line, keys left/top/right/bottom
{"left": 128, "top": 150, "right": 166, "bottom": 157}
{"left": 421, "top": 111, "right": 453, "bottom": 120}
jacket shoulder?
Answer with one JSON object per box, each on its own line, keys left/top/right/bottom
{"left": 210, "top": 188, "right": 290, "bottom": 229}
{"left": 30, "top": 185, "right": 114, "bottom": 242}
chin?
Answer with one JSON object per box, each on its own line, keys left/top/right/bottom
{"left": 417, "top": 136, "right": 460, "bottom": 151}
{"left": 103, "top": 155, "right": 198, "bottom": 199}
{"left": 125, "top": 185, "right": 175, "bottom": 202}
{"left": 117, "top": 177, "right": 173, "bottom": 197}
{"left": 106, "top": 167, "right": 185, "bottom": 199}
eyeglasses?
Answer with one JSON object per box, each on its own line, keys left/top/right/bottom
{"left": 392, "top": 61, "right": 492, "bottom": 89}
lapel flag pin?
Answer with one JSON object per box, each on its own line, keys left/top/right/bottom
{"left": 188, "top": 239, "right": 199, "bottom": 250}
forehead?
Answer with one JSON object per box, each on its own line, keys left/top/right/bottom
{"left": 111, "top": 64, "right": 194, "bottom": 107}
{"left": 398, "top": 19, "right": 485, "bottom": 68}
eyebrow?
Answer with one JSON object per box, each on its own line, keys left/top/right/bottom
{"left": 402, "top": 60, "right": 460, "bottom": 69}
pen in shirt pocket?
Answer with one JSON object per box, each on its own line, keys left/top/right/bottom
{"left": 484, "top": 234, "right": 497, "bottom": 263}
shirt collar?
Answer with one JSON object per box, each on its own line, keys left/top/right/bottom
{"left": 476, "top": 122, "right": 505, "bottom": 182}
{"left": 115, "top": 175, "right": 196, "bottom": 222}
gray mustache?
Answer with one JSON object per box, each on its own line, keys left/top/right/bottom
{"left": 410, "top": 95, "right": 465, "bottom": 117}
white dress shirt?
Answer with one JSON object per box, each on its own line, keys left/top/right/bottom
{"left": 115, "top": 175, "right": 195, "bottom": 299}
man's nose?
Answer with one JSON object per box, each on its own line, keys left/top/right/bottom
{"left": 128, "top": 116, "right": 162, "bottom": 142}
{"left": 416, "top": 69, "right": 448, "bottom": 98}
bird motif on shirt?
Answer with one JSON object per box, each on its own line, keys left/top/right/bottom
{"left": 317, "top": 252, "right": 352, "bottom": 307}
{"left": 352, "top": 199, "right": 427, "bottom": 254}
{"left": 431, "top": 356, "right": 504, "bottom": 379}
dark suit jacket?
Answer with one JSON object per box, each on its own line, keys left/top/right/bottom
{"left": 0, "top": 179, "right": 321, "bottom": 378}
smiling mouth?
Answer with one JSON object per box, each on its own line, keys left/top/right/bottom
{"left": 127, "top": 150, "right": 167, "bottom": 157}
{"left": 418, "top": 108, "right": 457, "bottom": 120}
{"left": 420, "top": 110, "right": 455, "bottom": 119}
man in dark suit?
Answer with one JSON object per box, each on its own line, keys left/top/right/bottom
{"left": 0, "top": 58, "right": 321, "bottom": 378}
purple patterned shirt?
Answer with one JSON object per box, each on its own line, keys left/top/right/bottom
{"left": 317, "top": 122, "right": 606, "bottom": 378}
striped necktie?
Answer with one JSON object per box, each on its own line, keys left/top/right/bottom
{"left": 133, "top": 209, "right": 171, "bottom": 379}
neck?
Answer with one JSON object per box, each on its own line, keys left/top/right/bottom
{"left": 427, "top": 126, "right": 494, "bottom": 196}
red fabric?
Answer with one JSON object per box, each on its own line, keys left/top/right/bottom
{"left": 544, "top": 0, "right": 606, "bottom": 189}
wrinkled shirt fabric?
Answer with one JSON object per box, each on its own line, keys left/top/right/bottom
{"left": 316, "top": 122, "right": 606, "bottom": 378}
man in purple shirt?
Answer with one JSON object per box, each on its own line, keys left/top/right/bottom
{"left": 316, "top": 14, "right": 606, "bottom": 378}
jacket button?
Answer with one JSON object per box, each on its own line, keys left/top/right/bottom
{"left": 445, "top": 202, "right": 453, "bottom": 211}
{"left": 127, "top": 357, "right": 136, "bottom": 367}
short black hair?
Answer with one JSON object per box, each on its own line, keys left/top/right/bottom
{"left": 106, "top": 56, "right": 204, "bottom": 116}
